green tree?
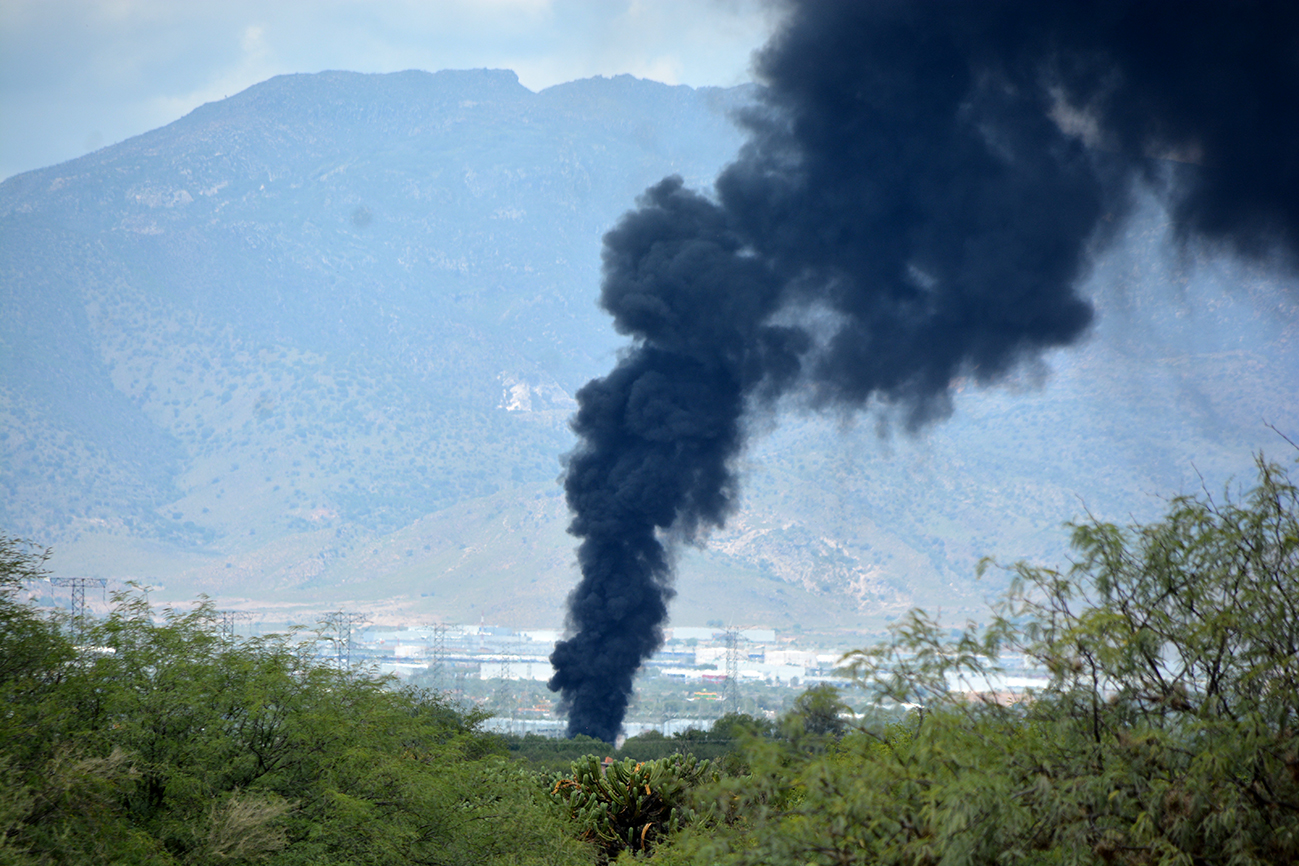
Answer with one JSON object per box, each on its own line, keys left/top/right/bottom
{"left": 784, "top": 684, "right": 850, "bottom": 738}
{"left": 0, "top": 538, "right": 149, "bottom": 866}
{"left": 709, "top": 713, "right": 774, "bottom": 741}
{"left": 653, "top": 454, "right": 1299, "bottom": 866}
{"left": 1, "top": 573, "right": 595, "bottom": 865}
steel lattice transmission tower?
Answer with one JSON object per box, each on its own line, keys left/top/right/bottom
{"left": 422, "top": 622, "right": 450, "bottom": 691}
{"left": 495, "top": 647, "right": 513, "bottom": 710}
{"left": 50, "top": 577, "right": 107, "bottom": 643}
{"left": 216, "top": 610, "right": 255, "bottom": 643}
{"left": 724, "top": 627, "right": 743, "bottom": 715}
{"left": 432, "top": 623, "right": 449, "bottom": 687}
{"left": 320, "top": 611, "right": 369, "bottom": 672}
{"left": 497, "top": 648, "right": 513, "bottom": 683}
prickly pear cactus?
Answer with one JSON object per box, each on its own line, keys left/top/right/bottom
{"left": 549, "top": 753, "right": 715, "bottom": 859}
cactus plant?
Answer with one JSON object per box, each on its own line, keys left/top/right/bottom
{"left": 549, "top": 753, "right": 716, "bottom": 860}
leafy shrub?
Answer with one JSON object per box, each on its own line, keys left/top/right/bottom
{"left": 654, "top": 454, "right": 1299, "bottom": 866}
{"left": 0, "top": 556, "right": 595, "bottom": 866}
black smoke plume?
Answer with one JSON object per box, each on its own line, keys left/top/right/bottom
{"left": 548, "top": 0, "right": 1299, "bottom": 741}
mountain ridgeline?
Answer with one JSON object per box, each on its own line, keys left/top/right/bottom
{"left": 1, "top": 69, "right": 1296, "bottom": 628}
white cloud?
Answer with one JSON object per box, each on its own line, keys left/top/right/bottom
{"left": 241, "top": 24, "right": 267, "bottom": 55}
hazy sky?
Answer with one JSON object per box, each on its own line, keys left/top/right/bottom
{"left": 0, "top": 0, "right": 779, "bottom": 182}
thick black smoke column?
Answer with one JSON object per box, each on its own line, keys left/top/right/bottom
{"left": 549, "top": 0, "right": 1299, "bottom": 741}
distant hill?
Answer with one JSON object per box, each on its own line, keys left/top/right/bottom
{"left": 3, "top": 69, "right": 1297, "bottom": 631}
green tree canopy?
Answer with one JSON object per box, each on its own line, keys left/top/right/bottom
{"left": 784, "top": 685, "right": 851, "bottom": 739}
{"left": 654, "top": 454, "right": 1299, "bottom": 866}
{"left": 0, "top": 569, "right": 595, "bottom": 865}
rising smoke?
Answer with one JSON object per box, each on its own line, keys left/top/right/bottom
{"left": 548, "top": 0, "right": 1299, "bottom": 741}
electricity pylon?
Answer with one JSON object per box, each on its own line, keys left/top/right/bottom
{"left": 724, "top": 627, "right": 743, "bottom": 716}
{"left": 216, "top": 610, "right": 255, "bottom": 643}
{"left": 418, "top": 622, "right": 451, "bottom": 691}
{"left": 319, "top": 610, "right": 369, "bottom": 673}
{"left": 430, "top": 622, "right": 449, "bottom": 690}
{"left": 50, "top": 577, "right": 107, "bottom": 643}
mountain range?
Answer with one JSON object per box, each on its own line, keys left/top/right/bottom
{"left": 2, "top": 68, "right": 1296, "bottom": 632}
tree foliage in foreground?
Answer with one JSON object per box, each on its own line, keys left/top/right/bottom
{"left": 4, "top": 453, "right": 1297, "bottom": 865}
{"left": 0, "top": 545, "right": 594, "bottom": 866}
{"left": 650, "top": 455, "right": 1299, "bottom": 866}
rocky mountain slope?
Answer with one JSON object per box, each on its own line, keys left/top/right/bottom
{"left": 2, "top": 69, "right": 1296, "bottom": 630}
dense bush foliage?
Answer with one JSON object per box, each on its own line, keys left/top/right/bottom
{"left": 4, "top": 453, "right": 1295, "bottom": 865}
{"left": 503, "top": 719, "right": 752, "bottom": 773}
{"left": 0, "top": 545, "right": 593, "bottom": 866}
{"left": 648, "top": 455, "right": 1299, "bottom": 865}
